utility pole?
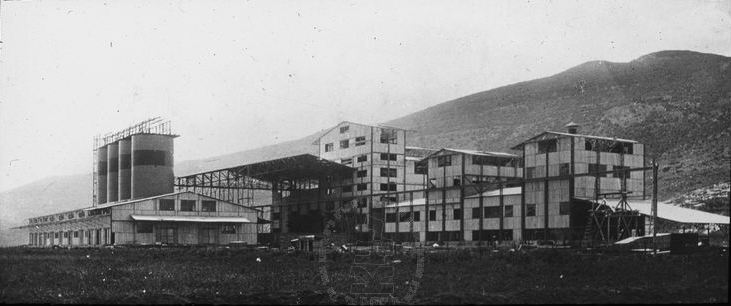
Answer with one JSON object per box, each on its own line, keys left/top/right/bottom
{"left": 652, "top": 160, "right": 658, "bottom": 255}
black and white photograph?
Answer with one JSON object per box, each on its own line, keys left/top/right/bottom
{"left": 0, "top": 0, "right": 729, "bottom": 304}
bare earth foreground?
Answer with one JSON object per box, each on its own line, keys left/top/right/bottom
{"left": 0, "top": 247, "right": 727, "bottom": 304}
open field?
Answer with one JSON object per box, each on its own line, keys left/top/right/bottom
{"left": 0, "top": 247, "right": 727, "bottom": 304}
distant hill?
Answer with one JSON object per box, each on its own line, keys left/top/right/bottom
{"left": 2, "top": 50, "right": 729, "bottom": 245}
{"left": 385, "top": 50, "right": 731, "bottom": 198}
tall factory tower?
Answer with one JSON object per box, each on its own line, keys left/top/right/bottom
{"left": 93, "top": 118, "right": 177, "bottom": 205}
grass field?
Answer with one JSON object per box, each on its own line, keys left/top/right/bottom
{"left": 0, "top": 246, "right": 727, "bottom": 304}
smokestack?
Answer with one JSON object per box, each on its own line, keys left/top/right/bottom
{"left": 565, "top": 122, "right": 579, "bottom": 134}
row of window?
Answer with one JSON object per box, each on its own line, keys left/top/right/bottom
{"left": 525, "top": 164, "right": 631, "bottom": 179}
{"left": 136, "top": 223, "right": 237, "bottom": 234}
{"left": 536, "top": 138, "right": 634, "bottom": 154}
{"left": 337, "top": 182, "right": 398, "bottom": 193}
{"left": 423, "top": 202, "right": 570, "bottom": 220}
{"left": 158, "top": 199, "right": 217, "bottom": 212}
{"left": 341, "top": 153, "right": 399, "bottom": 165}
{"left": 325, "top": 128, "right": 399, "bottom": 152}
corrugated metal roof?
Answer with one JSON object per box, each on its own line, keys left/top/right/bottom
{"left": 511, "top": 131, "right": 638, "bottom": 149}
{"left": 130, "top": 215, "right": 253, "bottom": 223}
{"left": 465, "top": 187, "right": 523, "bottom": 199}
{"left": 628, "top": 200, "right": 729, "bottom": 224}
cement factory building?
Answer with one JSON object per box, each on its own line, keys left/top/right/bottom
{"left": 23, "top": 119, "right": 729, "bottom": 247}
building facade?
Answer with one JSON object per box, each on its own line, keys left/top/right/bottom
{"left": 27, "top": 192, "right": 258, "bottom": 247}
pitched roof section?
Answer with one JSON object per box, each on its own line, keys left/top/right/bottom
{"left": 85, "top": 191, "right": 261, "bottom": 212}
{"left": 419, "top": 148, "right": 519, "bottom": 162}
{"left": 511, "top": 131, "right": 638, "bottom": 150}
{"left": 311, "top": 121, "right": 413, "bottom": 145}
{"left": 629, "top": 200, "right": 729, "bottom": 224}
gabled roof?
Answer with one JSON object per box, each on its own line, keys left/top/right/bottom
{"left": 85, "top": 191, "right": 261, "bottom": 212}
{"left": 311, "top": 121, "right": 413, "bottom": 145}
{"left": 511, "top": 131, "right": 638, "bottom": 150}
{"left": 419, "top": 148, "right": 518, "bottom": 162}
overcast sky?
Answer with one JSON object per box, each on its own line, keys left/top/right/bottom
{"left": 0, "top": 0, "right": 729, "bottom": 192}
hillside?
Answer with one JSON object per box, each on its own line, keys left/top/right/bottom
{"left": 385, "top": 50, "right": 731, "bottom": 198}
{"left": 2, "top": 50, "right": 729, "bottom": 245}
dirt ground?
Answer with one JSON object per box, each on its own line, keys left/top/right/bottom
{"left": 0, "top": 246, "right": 727, "bottom": 304}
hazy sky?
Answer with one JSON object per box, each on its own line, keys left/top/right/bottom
{"left": 0, "top": 0, "right": 729, "bottom": 192}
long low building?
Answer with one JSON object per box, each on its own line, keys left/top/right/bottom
{"left": 26, "top": 191, "right": 259, "bottom": 247}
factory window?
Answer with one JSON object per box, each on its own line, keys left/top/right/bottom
{"left": 380, "top": 153, "right": 397, "bottom": 161}
{"left": 380, "top": 183, "right": 397, "bottom": 191}
{"left": 504, "top": 205, "right": 514, "bottom": 217}
{"left": 472, "top": 207, "right": 482, "bottom": 219}
{"left": 613, "top": 166, "right": 630, "bottom": 179}
{"left": 68, "top": 213, "right": 74, "bottom": 219}
{"left": 381, "top": 196, "right": 397, "bottom": 204}
{"left": 340, "top": 125, "right": 349, "bottom": 133}
{"left": 380, "top": 168, "right": 397, "bottom": 177}
{"left": 386, "top": 213, "right": 397, "bottom": 223}
{"left": 78, "top": 211, "right": 85, "bottom": 218}
{"left": 559, "top": 202, "right": 571, "bottom": 215}
{"left": 526, "top": 167, "right": 536, "bottom": 179}
{"left": 357, "top": 170, "right": 367, "bottom": 178}
{"left": 137, "top": 223, "right": 153, "bottom": 233}
{"left": 398, "top": 212, "right": 411, "bottom": 222}
{"left": 622, "top": 143, "right": 633, "bottom": 154}
{"left": 73, "top": 231, "right": 79, "bottom": 238}
{"left": 414, "top": 163, "right": 427, "bottom": 175}
{"left": 559, "top": 163, "right": 570, "bottom": 176}
{"left": 342, "top": 185, "right": 353, "bottom": 193}
{"left": 588, "top": 164, "right": 607, "bottom": 176}
{"left": 429, "top": 210, "right": 437, "bottom": 221}
{"left": 437, "top": 155, "right": 451, "bottom": 167}
{"left": 63, "top": 232, "right": 68, "bottom": 238}
{"left": 54, "top": 232, "right": 59, "bottom": 239}
{"left": 380, "top": 128, "right": 397, "bottom": 144}
{"left": 341, "top": 158, "right": 352, "bottom": 165}
{"left": 453, "top": 177, "right": 461, "bottom": 186}
{"left": 133, "top": 150, "right": 166, "bottom": 166}
{"left": 484, "top": 207, "right": 501, "bottom": 218}
{"left": 58, "top": 214, "right": 65, "bottom": 221}
{"left": 221, "top": 224, "right": 236, "bottom": 234}
{"left": 159, "top": 199, "right": 175, "bottom": 211}
{"left": 526, "top": 204, "right": 536, "bottom": 217}
{"left": 325, "top": 143, "right": 334, "bottom": 152}
{"left": 413, "top": 211, "right": 421, "bottom": 221}
{"left": 357, "top": 183, "right": 368, "bottom": 191}
{"left": 202, "top": 200, "right": 217, "bottom": 212}
{"left": 181, "top": 200, "right": 196, "bottom": 212}
{"left": 453, "top": 209, "right": 462, "bottom": 220}
{"left": 473, "top": 155, "right": 507, "bottom": 166}
{"left": 537, "top": 139, "right": 558, "bottom": 154}
{"left": 357, "top": 155, "right": 368, "bottom": 162}
{"left": 357, "top": 198, "right": 368, "bottom": 208}
{"left": 44, "top": 217, "right": 49, "bottom": 222}
{"left": 355, "top": 136, "right": 366, "bottom": 146}
{"left": 50, "top": 216, "right": 55, "bottom": 222}
{"left": 340, "top": 139, "right": 350, "bottom": 149}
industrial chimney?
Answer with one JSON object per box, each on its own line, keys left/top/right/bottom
{"left": 565, "top": 122, "right": 580, "bottom": 134}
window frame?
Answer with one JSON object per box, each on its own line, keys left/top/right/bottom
{"left": 159, "top": 199, "right": 175, "bottom": 211}
{"left": 201, "top": 200, "right": 217, "bottom": 212}
{"left": 180, "top": 200, "right": 196, "bottom": 212}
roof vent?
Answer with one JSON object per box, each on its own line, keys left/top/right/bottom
{"left": 565, "top": 122, "right": 580, "bottom": 134}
